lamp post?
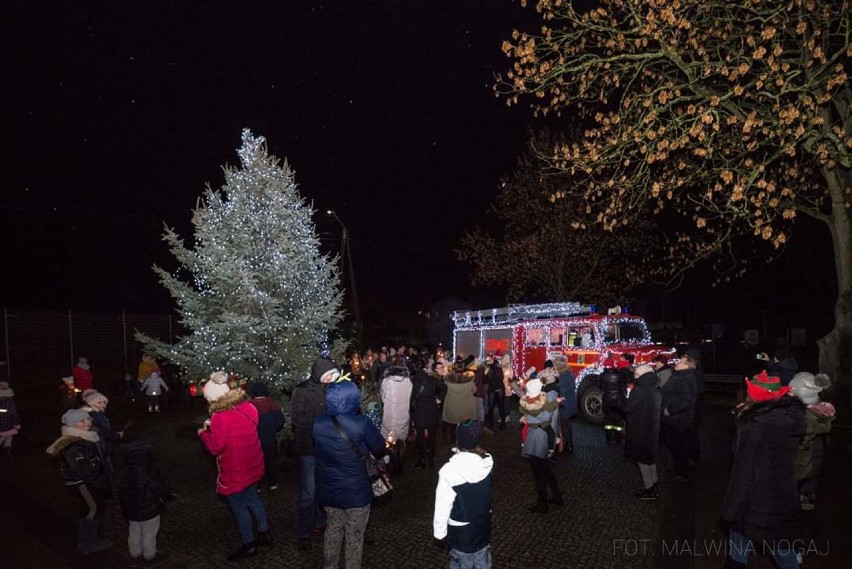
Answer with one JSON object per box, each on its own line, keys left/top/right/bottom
{"left": 327, "top": 210, "right": 362, "bottom": 340}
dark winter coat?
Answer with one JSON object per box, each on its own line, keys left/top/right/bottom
{"left": 556, "top": 367, "right": 577, "bottom": 418}
{"left": 624, "top": 371, "right": 661, "bottom": 464}
{"left": 660, "top": 369, "right": 697, "bottom": 428}
{"left": 721, "top": 397, "right": 805, "bottom": 543}
{"left": 486, "top": 364, "right": 504, "bottom": 393}
{"left": 199, "top": 390, "right": 265, "bottom": 496}
{"left": 251, "top": 395, "right": 285, "bottom": 454}
{"left": 313, "top": 381, "right": 385, "bottom": 510}
{"left": 0, "top": 397, "right": 20, "bottom": 433}
{"left": 118, "top": 444, "right": 172, "bottom": 522}
{"left": 599, "top": 368, "right": 627, "bottom": 408}
{"left": 88, "top": 410, "right": 120, "bottom": 458}
{"left": 46, "top": 435, "right": 112, "bottom": 499}
{"left": 291, "top": 358, "right": 335, "bottom": 456}
{"left": 768, "top": 358, "right": 798, "bottom": 387}
{"left": 411, "top": 370, "right": 446, "bottom": 429}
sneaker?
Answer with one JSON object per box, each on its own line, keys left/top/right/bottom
{"left": 226, "top": 542, "right": 256, "bottom": 562}
{"left": 800, "top": 493, "right": 815, "bottom": 511}
{"left": 256, "top": 531, "right": 273, "bottom": 548}
{"left": 636, "top": 485, "right": 659, "bottom": 500}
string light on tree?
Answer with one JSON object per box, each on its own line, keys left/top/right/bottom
{"left": 136, "top": 130, "right": 344, "bottom": 391}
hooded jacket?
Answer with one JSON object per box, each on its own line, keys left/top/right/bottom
{"left": 291, "top": 358, "right": 337, "bottom": 456}
{"left": 433, "top": 449, "right": 493, "bottom": 553}
{"left": 46, "top": 433, "right": 110, "bottom": 494}
{"left": 380, "top": 365, "right": 413, "bottom": 440}
{"left": 313, "top": 381, "right": 385, "bottom": 509}
{"left": 721, "top": 396, "right": 805, "bottom": 542}
{"left": 442, "top": 373, "right": 477, "bottom": 425}
{"left": 199, "top": 390, "right": 265, "bottom": 495}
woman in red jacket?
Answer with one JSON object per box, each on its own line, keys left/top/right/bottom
{"left": 198, "top": 371, "right": 271, "bottom": 561}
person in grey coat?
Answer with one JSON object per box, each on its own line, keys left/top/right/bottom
{"left": 625, "top": 365, "right": 661, "bottom": 500}
{"left": 520, "top": 379, "right": 563, "bottom": 513}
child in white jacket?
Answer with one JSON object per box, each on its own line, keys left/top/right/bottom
{"left": 139, "top": 372, "right": 169, "bottom": 413}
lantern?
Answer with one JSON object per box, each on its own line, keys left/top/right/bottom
{"left": 189, "top": 383, "right": 199, "bottom": 397}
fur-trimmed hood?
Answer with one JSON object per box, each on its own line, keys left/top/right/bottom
{"left": 46, "top": 435, "right": 86, "bottom": 456}
{"left": 520, "top": 393, "right": 548, "bottom": 415}
{"left": 208, "top": 389, "right": 247, "bottom": 414}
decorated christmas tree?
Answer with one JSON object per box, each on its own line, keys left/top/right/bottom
{"left": 137, "top": 130, "right": 343, "bottom": 391}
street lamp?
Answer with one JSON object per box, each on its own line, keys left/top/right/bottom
{"left": 327, "top": 210, "right": 362, "bottom": 339}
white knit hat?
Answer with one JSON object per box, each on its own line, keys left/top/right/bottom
{"left": 789, "top": 372, "right": 831, "bottom": 405}
{"left": 634, "top": 364, "right": 655, "bottom": 377}
{"left": 82, "top": 389, "right": 108, "bottom": 407}
{"left": 525, "top": 378, "right": 543, "bottom": 397}
{"left": 204, "top": 370, "right": 231, "bottom": 403}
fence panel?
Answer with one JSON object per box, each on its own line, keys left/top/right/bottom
{"left": 2, "top": 309, "right": 182, "bottom": 396}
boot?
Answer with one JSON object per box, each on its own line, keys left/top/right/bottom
{"left": 226, "top": 542, "right": 257, "bottom": 561}
{"left": 88, "top": 517, "right": 113, "bottom": 553}
{"left": 154, "top": 404, "right": 160, "bottom": 413}
{"left": 256, "top": 531, "right": 273, "bottom": 548}
{"left": 148, "top": 405, "right": 154, "bottom": 413}
{"left": 528, "top": 499, "right": 549, "bottom": 514}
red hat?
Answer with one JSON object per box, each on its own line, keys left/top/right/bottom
{"left": 495, "top": 349, "right": 503, "bottom": 357}
{"left": 603, "top": 358, "right": 615, "bottom": 368}
{"left": 745, "top": 370, "right": 791, "bottom": 402}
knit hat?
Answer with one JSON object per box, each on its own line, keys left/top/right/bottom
{"left": 456, "top": 419, "right": 483, "bottom": 450}
{"left": 250, "top": 382, "right": 269, "bottom": 398}
{"left": 204, "top": 370, "right": 231, "bottom": 403}
{"left": 0, "top": 381, "right": 13, "bottom": 397}
{"left": 82, "top": 389, "right": 107, "bottom": 407}
{"left": 62, "top": 408, "right": 90, "bottom": 426}
{"left": 789, "top": 372, "right": 831, "bottom": 405}
{"left": 551, "top": 353, "right": 569, "bottom": 371}
{"left": 746, "top": 370, "right": 791, "bottom": 402}
{"left": 525, "top": 378, "right": 543, "bottom": 397}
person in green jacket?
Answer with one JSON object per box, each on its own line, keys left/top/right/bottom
{"left": 789, "top": 372, "right": 835, "bottom": 511}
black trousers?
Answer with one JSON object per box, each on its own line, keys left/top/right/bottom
{"left": 529, "top": 456, "right": 561, "bottom": 502}
{"left": 559, "top": 412, "right": 574, "bottom": 451}
{"left": 414, "top": 426, "right": 437, "bottom": 465}
{"left": 487, "top": 391, "right": 506, "bottom": 426}
{"left": 661, "top": 422, "right": 689, "bottom": 478}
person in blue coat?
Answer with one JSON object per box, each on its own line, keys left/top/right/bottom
{"left": 552, "top": 355, "right": 577, "bottom": 455}
{"left": 313, "top": 380, "right": 385, "bottom": 569}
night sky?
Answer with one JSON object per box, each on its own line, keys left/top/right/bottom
{"left": 0, "top": 2, "right": 837, "bottom": 350}
{"left": 2, "top": 2, "right": 536, "bottom": 324}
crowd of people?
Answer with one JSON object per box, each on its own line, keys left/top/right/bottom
{"left": 32, "top": 343, "right": 837, "bottom": 569}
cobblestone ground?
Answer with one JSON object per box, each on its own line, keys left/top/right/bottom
{"left": 1, "top": 392, "right": 850, "bottom": 569}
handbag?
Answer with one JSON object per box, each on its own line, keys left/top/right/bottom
{"left": 331, "top": 416, "right": 393, "bottom": 500}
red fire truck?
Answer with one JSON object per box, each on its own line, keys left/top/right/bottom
{"left": 452, "top": 302, "right": 673, "bottom": 423}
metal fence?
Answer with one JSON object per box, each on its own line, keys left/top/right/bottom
{"left": 0, "top": 309, "right": 180, "bottom": 395}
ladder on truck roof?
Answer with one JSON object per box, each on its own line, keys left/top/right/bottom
{"left": 452, "top": 302, "right": 595, "bottom": 328}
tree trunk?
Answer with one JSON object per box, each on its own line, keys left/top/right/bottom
{"left": 817, "top": 167, "right": 852, "bottom": 406}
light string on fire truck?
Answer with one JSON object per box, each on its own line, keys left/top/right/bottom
{"left": 452, "top": 302, "right": 595, "bottom": 329}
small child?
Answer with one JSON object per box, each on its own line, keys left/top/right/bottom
{"left": 118, "top": 439, "right": 172, "bottom": 565}
{"left": 434, "top": 419, "right": 493, "bottom": 569}
{"left": 789, "top": 372, "right": 836, "bottom": 511}
{"left": 0, "top": 381, "right": 21, "bottom": 457}
{"left": 139, "top": 372, "right": 169, "bottom": 413}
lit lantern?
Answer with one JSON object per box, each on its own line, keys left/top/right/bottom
{"left": 189, "top": 383, "right": 199, "bottom": 397}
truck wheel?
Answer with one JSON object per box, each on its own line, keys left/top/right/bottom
{"left": 579, "top": 384, "right": 604, "bottom": 423}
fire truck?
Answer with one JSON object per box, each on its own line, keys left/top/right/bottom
{"left": 451, "top": 302, "right": 673, "bottom": 423}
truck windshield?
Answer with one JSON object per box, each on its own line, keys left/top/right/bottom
{"left": 600, "top": 322, "right": 647, "bottom": 344}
